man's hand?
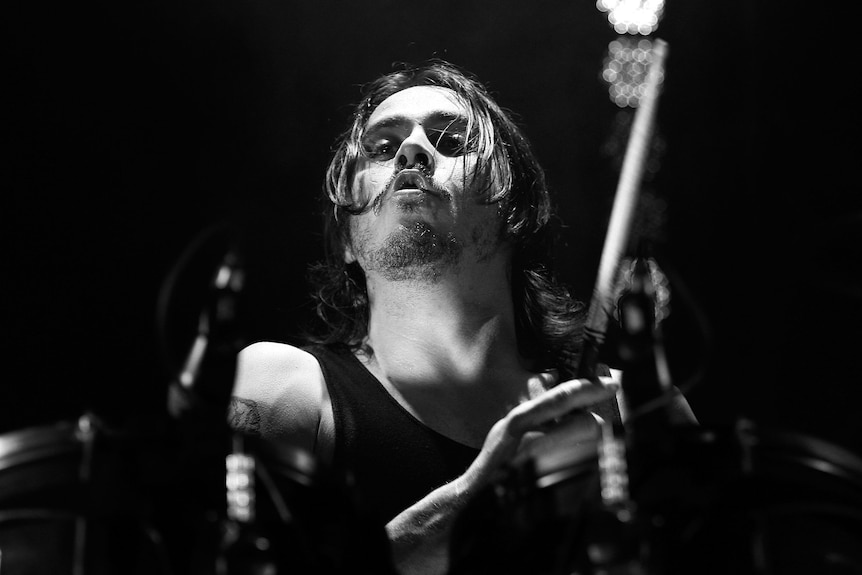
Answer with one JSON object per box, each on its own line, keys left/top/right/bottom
{"left": 387, "top": 373, "right": 619, "bottom": 575}
{"left": 463, "top": 373, "right": 619, "bottom": 494}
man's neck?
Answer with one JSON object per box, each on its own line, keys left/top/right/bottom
{"left": 362, "top": 255, "right": 530, "bottom": 387}
{"left": 359, "top": 256, "right": 548, "bottom": 447}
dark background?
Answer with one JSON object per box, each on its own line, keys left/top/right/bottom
{"left": 7, "top": 0, "right": 860, "bottom": 458}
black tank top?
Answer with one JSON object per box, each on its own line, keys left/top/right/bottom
{"left": 303, "top": 344, "right": 622, "bottom": 525}
{"left": 303, "top": 344, "right": 480, "bottom": 524}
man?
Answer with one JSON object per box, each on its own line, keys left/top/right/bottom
{"left": 230, "top": 60, "right": 692, "bottom": 574}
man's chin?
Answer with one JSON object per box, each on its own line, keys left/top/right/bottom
{"left": 367, "top": 222, "right": 461, "bottom": 281}
{"left": 375, "top": 263, "right": 448, "bottom": 283}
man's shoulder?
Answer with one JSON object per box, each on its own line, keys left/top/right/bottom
{"left": 230, "top": 341, "right": 327, "bottom": 439}
{"left": 234, "top": 341, "right": 323, "bottom": 398}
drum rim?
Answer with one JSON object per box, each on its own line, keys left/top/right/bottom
{"left": 500, "top": 421, "right": 862, "bottom": 494}
{"left": 0, "top": 421, "right": 82, "bottom": 471}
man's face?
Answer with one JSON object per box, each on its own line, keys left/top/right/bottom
{"left": 346, "top": 85, "right": 505, "bottom": 281}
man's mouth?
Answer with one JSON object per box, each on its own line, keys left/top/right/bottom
{"left": 370, "top": 169, "right": 448, "bottom": 214}
{"left": 390, "top": 169, "right": 438, "bottom": 196}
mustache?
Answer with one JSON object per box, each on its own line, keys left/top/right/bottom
{"left": 368, "top": 168, "right": 451, "bottom": 215}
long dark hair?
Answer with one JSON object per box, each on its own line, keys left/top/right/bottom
{"left": 306, "top": 60, "right": 586, "bottom": 376}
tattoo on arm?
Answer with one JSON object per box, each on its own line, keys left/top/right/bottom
{"left": 228, "top": 397, "right": 262, "bottom": 435}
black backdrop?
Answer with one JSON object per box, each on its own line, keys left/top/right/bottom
{"left": 7, "top": 0, "right": 861, "bottom": 455}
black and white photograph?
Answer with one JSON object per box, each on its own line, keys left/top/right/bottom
{"left": 6, "top": 0, "right": 860, "bottom": 572}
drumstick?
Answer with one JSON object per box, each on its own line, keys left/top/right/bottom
{"left": 577, "top": 38, "right": 668, "bottom": 381}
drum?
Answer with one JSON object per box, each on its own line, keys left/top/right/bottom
{"left": 0, "top": 416, "right": 397, "bottom": 575}
{"left": 0, "top": 416, "right": 171, "bottom": 575}
{"left": 449, "top": 419, "right": 862, "bottom": 575}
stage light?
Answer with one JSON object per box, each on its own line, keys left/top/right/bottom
{"left": 596, "top": 0, "right": 665, "bottom": 35}
{"left": 601, "top": 37, "right": 664, "bottom": 108}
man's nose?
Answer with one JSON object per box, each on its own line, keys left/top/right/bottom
{"left": 396, "top": 127, "right": 435, "bottom": 172}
